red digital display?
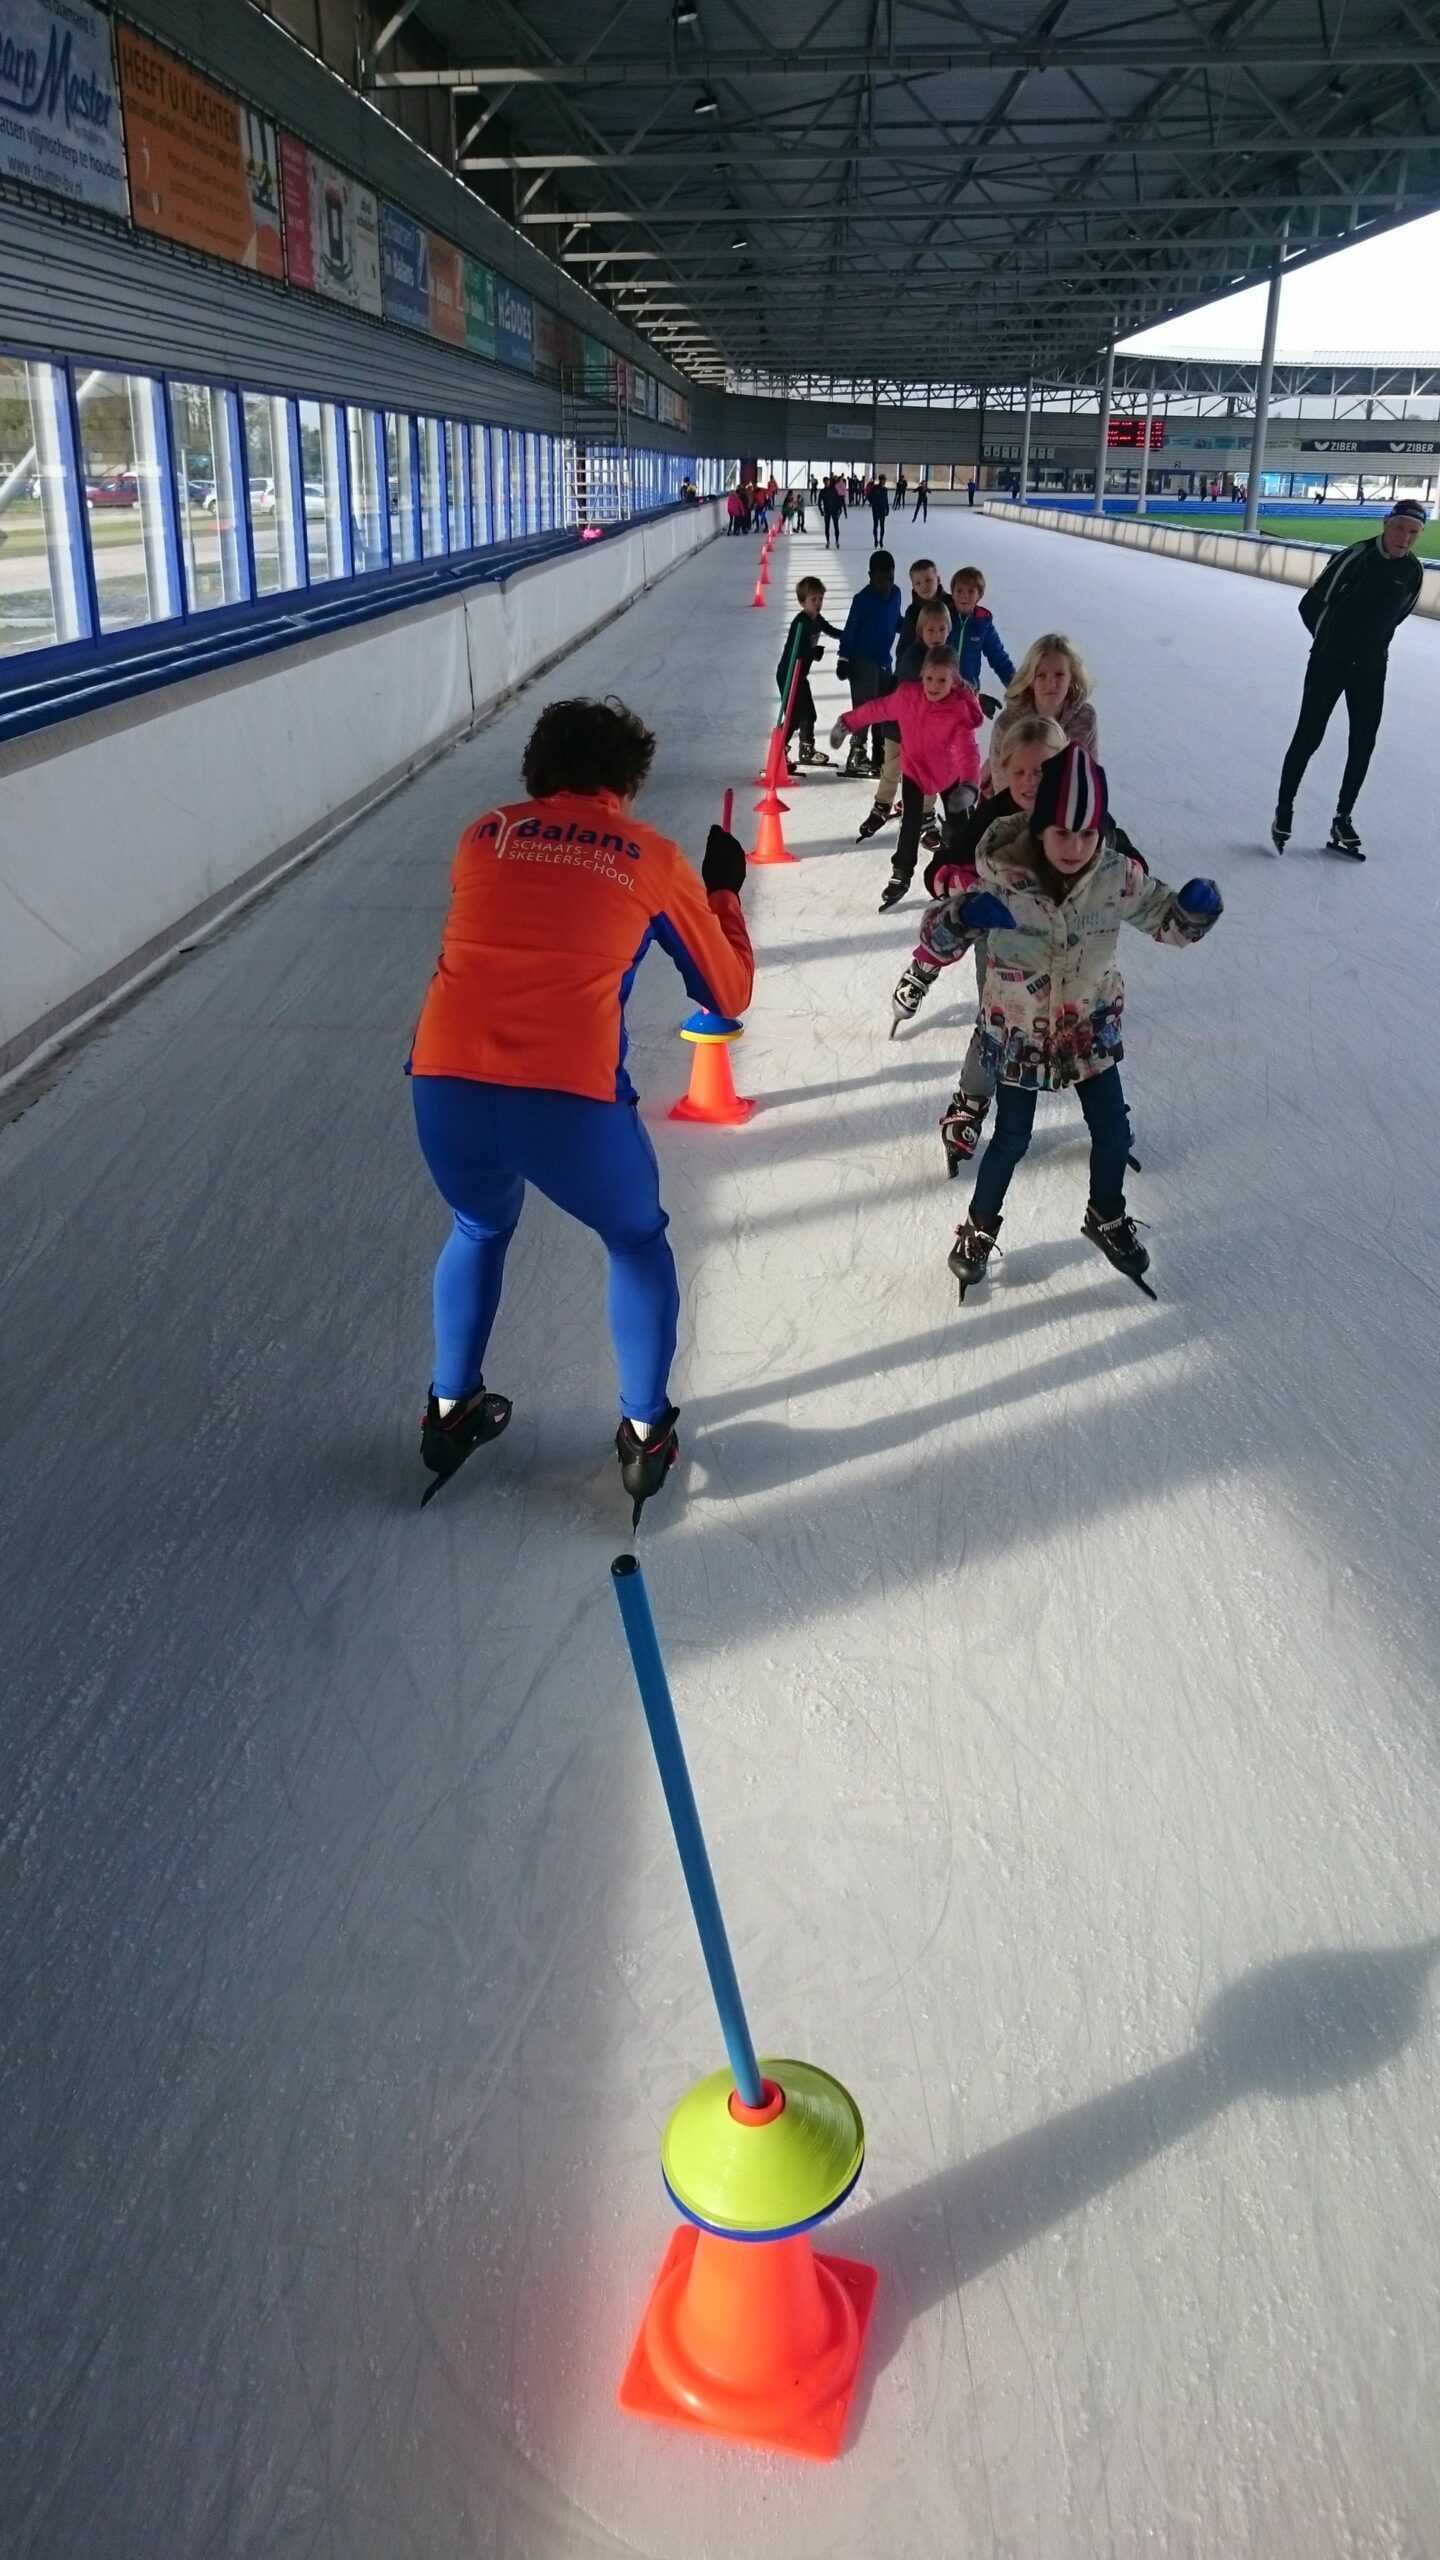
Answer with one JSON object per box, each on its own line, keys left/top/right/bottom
{"left": 1107, "top": 418, "right": 1165, "bottom": 449}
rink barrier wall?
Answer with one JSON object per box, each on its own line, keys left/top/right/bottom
{"left": 0, "top": 502, "right": 726, "bottom": 1090}
{"left": 980, "top": 500, "right": 1440, "bottom": 618}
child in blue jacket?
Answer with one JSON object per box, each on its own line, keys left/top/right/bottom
{"left": 836, "top": 550, "right": 903, "bottom": 777}
{"left": 949, "top": 566, "right": 1015, "bottom": 696}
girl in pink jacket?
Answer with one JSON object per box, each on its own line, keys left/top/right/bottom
{"left": 834, "top": 648, "right": 984, "bottom": 910}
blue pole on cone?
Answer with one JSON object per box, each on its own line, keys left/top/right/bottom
{"left": 610, "top": 1555, "right": 765, "bottom": 2109}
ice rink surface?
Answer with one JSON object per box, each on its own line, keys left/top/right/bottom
{"left": 3, "top": 508, "right": 1440, "bottom": 2559}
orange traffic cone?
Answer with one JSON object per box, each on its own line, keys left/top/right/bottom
{"left": 749, "top": 784, "right": 798, "bottom": 866}
{"left": 668, "top": 1013, "right": 754, "bottom": 1125}
{"left": 750, "top": 573, "right": 766, "bottom": 607}
{"left": 619, "top": 2225, "right": 877, "bottom": 2459}
{"left": 759, "top": 551, "right": 770, "bottom": 586}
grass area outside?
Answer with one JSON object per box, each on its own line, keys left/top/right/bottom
{"left": 1151, "top": 510, "right": 1440, "bottom": 560}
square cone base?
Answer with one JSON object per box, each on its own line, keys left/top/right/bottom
{"left": 618, "top": 2225, "right": 879, "bottom": 2461}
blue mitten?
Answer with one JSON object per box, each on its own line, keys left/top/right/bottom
{"left": 1177, "top": 877, "right": 1223, "bottom": 919}
{"left": 954, "top": 890, "right": 1017, "bottom": 932}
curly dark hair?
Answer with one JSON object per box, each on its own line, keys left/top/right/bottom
{"left": 521, "top": 697, "right": 657, "bottom": 801}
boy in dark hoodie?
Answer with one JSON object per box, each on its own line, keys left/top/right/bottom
{"left": 777, "top": 575, "right": 845, "bottom": 770}
{"left": 836, "top": 549, "right": 904, "bottom": 778}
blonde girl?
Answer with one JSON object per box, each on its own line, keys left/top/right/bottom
{"left": 989, "top": 634, "right": 1097, "bottom": 776}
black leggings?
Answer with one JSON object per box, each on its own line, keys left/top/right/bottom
{"left": 894, "top": 775, "right": 974, "bottom": 881}
{"left": 1277, "top": 649, "right": 1387, "bottom": 817}
{"left": 871, "top": 506, "right": 888, "bottom": 542}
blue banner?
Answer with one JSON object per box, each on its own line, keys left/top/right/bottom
{"left": 495, "top": 275, "right": 534, "bottom": 374}
{"left": 379, "top": 201, "right": 428, "bottom": 332}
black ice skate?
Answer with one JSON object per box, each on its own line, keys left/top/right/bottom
{"left": 617, "top": 1404, "right": 681, "bottom": 1528}
{"left": 1327, "top": 812, "right": 1365, "bottom": 860}
{"left": 793, "top": 739, "right": 832, "bottom": 767}
{"left": 948, "top": 1212, "right": 1002, "bottom": 1302}
{"left": 878, "top": 864, "right": 912, "bottom": 912}
{"left": 939, "top": 1090, "right": 990, "bottom": 1176}
{"left": 919, "top": 822, "right": 944, "bottom": 854}
{"left": 1081, "top": 1203, "right": 1155, "bottom": 1299}
{"left": 420, "top": 1384, "right": 513, "bottom": 1506}
{"left": 1269, "top": 807, "right": 1291, "bottom": 856}
{"left": 891, "top": 956, "right": 939, "bottom": 1035}
{"left": 857, "top": 805, "right": 894, "bottom": 841}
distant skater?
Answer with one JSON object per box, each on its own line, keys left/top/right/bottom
{"left": 1271, "top": 498, "right": 1426, "bottom": 859}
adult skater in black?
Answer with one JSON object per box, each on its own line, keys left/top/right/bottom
{"left": 1271, "top": 498, "right": 1426, "bottom": 859}
{"left": 820, "top": 474, "right": 845, "bottom": 550}
{"left": 869, "top": 472, "right": 890, "bottom": 544}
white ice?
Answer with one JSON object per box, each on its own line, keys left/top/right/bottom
{"left": 3, "top": 509, "right": 1439, "bottom": 2559}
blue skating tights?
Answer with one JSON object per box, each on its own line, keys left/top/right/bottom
{"left": 412, "top": 1077, "right": 680, "bottom": 1423}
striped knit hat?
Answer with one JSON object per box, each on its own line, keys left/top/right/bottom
{"left": 1033, "top": 742, "right": 1109, "bottom": 838}
{"left": 1388, "top": 498, "right": 1428, "bottom": 524}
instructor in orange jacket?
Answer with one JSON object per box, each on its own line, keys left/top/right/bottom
{"left": 408, "top": 695, "right": 753, "bottom": 1513}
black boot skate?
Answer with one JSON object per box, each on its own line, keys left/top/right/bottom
{"left": 1269, "top": 806, "right": 1292, "bottom": 856}
{"left": 617, "top": 1404, "right": 681, "bottom": 1528}
{"left": 919, "top": 822, "right": 943, "bottom": 854}
{"left": 891, "top": 955, "right": 939, "bottom": 1035}
{"left": 857, "top": 804, "right": 894, "bottom": 841}
{"left": 1081, "top": 1202, "right": 1155, "bottom": 1298}
{"left": 794, "top": 737, "right": 832, "bottom": 768}
{"left": 939, "top": 1089, "right": 989, "bottom": 1176}
{"left": 948, "top": 1212, "right": 1002, "bottom": 1302}
{"left": 1327, "top": 811, "right": 1364, "bottom": 860}
{"left": 878, "top": 862, "right": 912, "bottom": 912}
{"left": 420, "top": 1384, "right": 513, "bottom": 1507}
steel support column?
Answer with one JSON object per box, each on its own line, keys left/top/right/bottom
{"left": 1244, "top": 227, "right": 1288, "bottom": 535}
{"left": 1093, "top": 339, "right": 1115, "bottom": 515}
{"left": 1019, "top": 375, "right": 1034, "bottom": 503}
{"left": 1136, "top": 373, "right": 1157, "bottom": 515}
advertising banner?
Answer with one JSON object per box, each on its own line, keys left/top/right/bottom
{"left": 463, "top": 253, "right": 495, "bottom": 358}
{"left": 534, "top": 302, "right": 579, "bottom": 378}
{"left": 379, "top": 199, "right": 427, "bottom": 330}
{"left": 581, "top": 332, "right": 610, "bottom": 396}
{"left": 1301, "top": 435, "right": 1439, "bottom": 456}
{"left": 117, "top": 26, "right": 281, "bottom": 275}
{"left": 495, "top": 274, "right": 534, "bottom": 373}
{"left": 428, "top": 235, "right": 464, "bottom": 343}
{"left": 279, "top": 131, "right": 380, "bottom": 314}
{"left": 0, "top": 0, "right": 127, "bottom": 214}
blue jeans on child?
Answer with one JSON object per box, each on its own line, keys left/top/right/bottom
{"left": 412, "top": 1078, "right": 680, "bottom": 1421}
{"left": 970, "top": 1065, "right": 1131, "bottom": 1224}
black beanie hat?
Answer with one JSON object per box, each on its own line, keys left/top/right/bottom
{"left": 1388, "top": 498, "right": 1427, "bottom": 525}
{"left": 1033, "top": 742, "right": 1109, "bottom": 838}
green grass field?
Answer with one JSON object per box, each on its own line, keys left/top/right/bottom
{"left": 1153, "top": 510, "right": 1440, "bottom": 559}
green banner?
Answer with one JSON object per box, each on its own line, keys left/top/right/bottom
{"left": 463, "top": 255, "right": 496, "bottom": 360}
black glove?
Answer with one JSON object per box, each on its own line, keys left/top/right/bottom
{"left": 836, "top": 657, "right": 850, "bottom": 682}
{"left": 810, "top": 645, "right": 824, "bottom": 662}
{"left": 702, "top": 825, "right": 747, "bottom": 896}
{"left": 978, "top": 692, "right": 1000, "bottom": 718}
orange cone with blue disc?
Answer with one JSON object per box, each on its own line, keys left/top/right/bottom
{"left": 668, "top": 1011, "right": 754, "bottom": 1125}
{"left": 610, "top": 1558, "right": 876, "bottom": 2459}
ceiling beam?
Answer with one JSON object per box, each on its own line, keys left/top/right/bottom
{"left": 459, "top": 136, "right": 1440, "bottom": 168}
{"left": 373, "top": 42, "right": 1440, "bottom": 83}
{"left": 519, "top": 192, "right": 1412, "bottom": 221}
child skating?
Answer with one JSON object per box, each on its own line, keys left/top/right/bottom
{"left": 831, "top": 646, "right": 983, "bottom": 909}
{"left": 919, "top": 744, "right": 1222, "bottom": 1301}
{"left": 988, "top": 633, "right": 1098, "bottom": 780}
{"left": 836, "top": 549, "right": 904, "bottom": 777}
{"left": 777, "top": 576, "right": 844, "bottom": 772}
{"left": 889, "top": 712, "right": 1065, "bottom": 1038}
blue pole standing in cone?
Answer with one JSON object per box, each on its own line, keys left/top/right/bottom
{"left": 610, "top": 1554, "right": 765, "bottom": 2109}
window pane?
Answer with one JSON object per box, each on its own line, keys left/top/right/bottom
{"left": 471, "top": 425, "right": 491, "bottom": 544}
{"left": 347, "top": 408, "right": 386, "bottom": 573}
{"left": 489, "top": 426, "right": 508, "bottom": 539}
{"left": 0, "top": 353, "right": 88, "bottom": 655}
{"left": 386, "top": 412, "right": 419, "bottom": 564}
{"left": 298, "top": 397, "right": 346, "bottom": 583}
{"left": 445, "top": 421, "right": 469, "bottom": 549}
{"left": 169, "top": 381, "right": 247, "bottom": 615}
{"left": 77, "top": 370, "right": 178, "bottom": 634}
{"left": 524, "top": 431, "right": 538, "bottom": 528}
{"left": 508, "top": 430, "right": 523, "bottom": 534}
{"left": 418, "top": 416, "right": 445, "bottom": 556}
{"left": 243, "top": 392, "right": 302, "bottom": 596}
